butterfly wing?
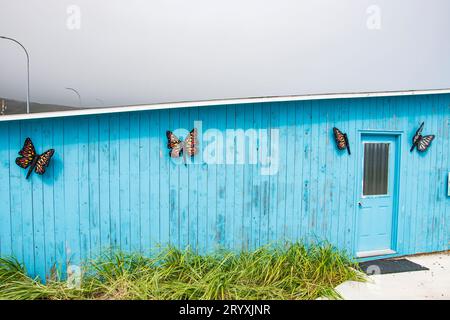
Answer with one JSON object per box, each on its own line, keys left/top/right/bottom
{"left": 166, "top": 131, "right": 182, "bottom": 158}
{"left": 344, "top": 133, "right": 351, "bottom": 155}
{"left": 415, "top": 122, "right": 424, "bottom": 137}
{"left": 410, "top": 135, "right": 421, "bottom": 152}
{"left": 333, "top": 127, "right": 347, "bottom": 150}
{"left": 412, "top": 133, "right": 422, "bottom": 145}
{"left": 34, "top": 149, "right": 55, "bottom": 174}
{"left": 184, "top": 128, "right": 199, "bottom": 156}
{"left": 410, "top": 122, "right": 425, "bottom": 151}
{"left": 417, "top": 135, "right": 435, "bottom": 152}
{"left": 15, "top": 137, "right": 36, "bottom": 169}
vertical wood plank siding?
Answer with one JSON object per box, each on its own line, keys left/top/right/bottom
{"left": 0, "top": 94, "right": 449, "bottom": 279}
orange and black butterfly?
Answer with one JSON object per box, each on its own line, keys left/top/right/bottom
{"left": 166, "top": 128, "right": 198, "bottom": 166}
{"left": 15, "top": 138, "right": 55, "bottom": 179}
{"left": 333, "top": 127, "right": 351, "bottom": 155}
{"left": 410, "top": 122, "right": 435, "bottom": 152}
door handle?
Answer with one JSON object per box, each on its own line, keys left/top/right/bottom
{"left": 358, "top": 202, "right": 363, "bottom": 207}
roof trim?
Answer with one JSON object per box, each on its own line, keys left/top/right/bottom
{"left": 1, "top": 88, "right": 450, "bottom": 122}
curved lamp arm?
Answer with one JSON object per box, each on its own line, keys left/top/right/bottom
{"left": 0, "top": 36, "right": 30, "bottom": 114}
{"left": 65, "top": 87, "right": 82, "bottom": 106}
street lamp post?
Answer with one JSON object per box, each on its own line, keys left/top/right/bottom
{"left": 65, "top": 87, "right": 82, "bottom": 106}
{"left": 0, "top": 36, "right": 30, "bottom": 114}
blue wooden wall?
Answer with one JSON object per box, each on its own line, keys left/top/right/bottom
{"left": 0, "top": 93, "right": 449, "bottom": 280}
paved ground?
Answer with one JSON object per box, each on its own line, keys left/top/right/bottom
{"left": 335, "top": 252, "right": 450, "bottom": 300}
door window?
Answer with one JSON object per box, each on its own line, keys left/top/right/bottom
{"left": 363, "top": 143, "right": 390, "bottom": 196}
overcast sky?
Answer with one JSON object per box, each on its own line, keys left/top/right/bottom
{"left": 0, "top": 0, "right": 449, "bottom": 108}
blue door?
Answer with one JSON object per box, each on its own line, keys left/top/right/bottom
{"left": 356, "top": 134, "right": 399, "bottom": 258}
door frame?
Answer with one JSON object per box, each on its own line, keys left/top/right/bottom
{"left": 353, "top": 130, "right": 403, "bottom": 258}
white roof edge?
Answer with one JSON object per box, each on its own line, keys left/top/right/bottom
{"left": 1, "top": 88, "right": 450, "bottom": 122}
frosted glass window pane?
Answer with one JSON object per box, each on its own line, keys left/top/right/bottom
{"left": 363, "top": 143, "right": 389, "bottom": 196}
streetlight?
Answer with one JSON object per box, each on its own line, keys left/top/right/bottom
{"left": 65, "top": 87, "right": 82, "bottom": 106}
{"left": 0, "top": 36, "right": 30, "bottom": 114}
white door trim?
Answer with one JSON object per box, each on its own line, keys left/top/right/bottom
{"left": 357, "top": 249, "right": 396, "bottom": 258}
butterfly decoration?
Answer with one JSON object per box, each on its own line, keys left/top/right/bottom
{"left": 166, "top": 128, "right": 199, "bottom": 166}
{"left": 410, "top": 122, "right": 435, "bottom": 152}
{"left": 333, "top": 127, "right": 351, "bottom": 155}
{"left": 15, "top": 138, "right": 55, "bottom": 179}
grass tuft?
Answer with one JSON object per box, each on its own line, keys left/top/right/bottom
{"left": 0, "top": 243, "right": 364, "bottom": 300}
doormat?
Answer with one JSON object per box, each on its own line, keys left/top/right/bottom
{"left": 359, "top": 258, "right": 429, "bottom": 275}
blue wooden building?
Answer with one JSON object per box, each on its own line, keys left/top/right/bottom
{"left": 0, "top": 91, "right": 449, "bottom": 280}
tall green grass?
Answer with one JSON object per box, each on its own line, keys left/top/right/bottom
{"left": 0, "top": 243, "right": 364, "bottom": 300}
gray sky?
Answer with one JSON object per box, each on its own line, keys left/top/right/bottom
{"left": 0, "top": 0, "right": 449, "bottom": 108}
